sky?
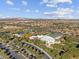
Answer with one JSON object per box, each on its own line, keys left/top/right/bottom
{"left": 0, "top": 0, "right": 79, "bottom": 19}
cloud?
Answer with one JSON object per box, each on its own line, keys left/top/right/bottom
{"left": 42, "top": 0, "right": 72, "bottom": 4}
{"left": 9, "top": 8, "right": 20, "bottom": 11}
{"left": 57, "top": 8, "right": 73, "bottom": 16}
{"left": 46, "top": 4, "right": 56, "bottom": 7}
{"left": 6, "top": 0, "right": 14, "bottom": 5}
{"left": 55, "top": 0, "right": 72, "bottom": 4}
{"left": 22, "top": 0, "right": 27, "bottom": 6}
{"left": 41, "top": 0, "right": 72, "bottom": 7}
{"left": 44, "top": 8, "right": 73, "bottom": 18}
{"left": 35, "top": 10, "right": 39, "bottom": 13}
{"left": 26, "top": 9, "right": 30, "bottom": 12}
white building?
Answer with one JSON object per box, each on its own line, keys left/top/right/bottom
{"left": 37, "top": 35, "right": 55, "bottom": 46}
{"left": 13, "top": 34, "right": 22, "bottom": 37}
{"left": 29, "top": 35, "right": 59, "bottom": 46}
{"left": 29, "top": 32, "right": 63, "bottom": 46}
